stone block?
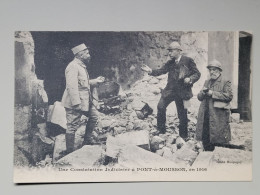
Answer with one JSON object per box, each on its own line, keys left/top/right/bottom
{"left": 192, "top": 151, "right": 214, "bottom": 167}
{"left": 231, "top": 113, "right": 240, "bottom": 123}
{"left": 176, "top": 137, "right": 185, "bottom": 149}
{"left": 105, "top": 130, "right": 150, "bottom": 158}
{"left": 156, "top": 149, "right": 164, "bottom": 156}
{"left": 162, "top": 147, "right": 173, "bottom": 160}
{"left": 150, "top": 136, "right": 165, "bottom": 152}
{"left": 118, "top": 145, "right": 178, "bottom": 168}
{"left": 48, "top": 101, "right": 67, "bottom": 129}
{"left": 57, "top": 145, "right": 104, "bottom": 167}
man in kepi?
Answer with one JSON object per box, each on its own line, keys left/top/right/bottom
{"left": 196, "top": 60, "right": 233, "bottom": 151}
{"left": 61, "top": 43, "right": 105, "bottom": 154}
{"left": 141, "top": 41, "right": 201, "bottom": 139}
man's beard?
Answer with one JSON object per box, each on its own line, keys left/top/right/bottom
{"left": 81, "top": 57, "right": 90, "bottom": 64}
{"left": 210, "top": 73, "right": 220, "bottom": 80}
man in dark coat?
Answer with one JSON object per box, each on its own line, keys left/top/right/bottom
{"left": 196, "top": 59, "right": 233, "bottom": 151}
{"left": 142, "top": 42, "right": 201, "bottom": 138}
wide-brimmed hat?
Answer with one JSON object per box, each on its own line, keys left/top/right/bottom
{"left": 207, "top": 59, "right": 222, "bottom": 71}
{"left": 168, "top": 41, "right": 182, "bottom": 51}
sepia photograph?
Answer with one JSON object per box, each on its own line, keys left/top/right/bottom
{"left": 13, "top": 31, "right": 252, "bottom": 183}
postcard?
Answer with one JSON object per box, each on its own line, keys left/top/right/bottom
{"left": 13, "top": 31, "right": 252, "bottom": 183}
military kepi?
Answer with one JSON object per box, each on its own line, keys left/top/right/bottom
{"left": 71, "top": 43, "right": 87, "bottom": 55}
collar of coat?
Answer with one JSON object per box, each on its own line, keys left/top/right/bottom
{"left": 74, "top": 58, "right": 87, "bottom": 68}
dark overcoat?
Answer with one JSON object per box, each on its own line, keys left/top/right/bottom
{"left": 149, "top": 55, "right": 201, "bottom": 100}
{"left": 196, "top": 75, "right": 233, "bottom": 144}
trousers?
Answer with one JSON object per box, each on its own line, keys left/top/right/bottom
{"left": 65, "top": 104, "right": 99, "bottom": 150}
{"left": 157, "top": 95, "right": 188, "bottom": 138}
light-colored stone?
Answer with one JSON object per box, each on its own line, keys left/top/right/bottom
{"left": 53, "top": 134, "right": 66, "bottom": 162}
{"left": 156, "top": 149, "right": 164, "bottom": 156}
{"left": 149, "top": 77, "right": 159, "bottom": 84}
{"left": 101, "top": 119, "right": 115, "bottom": 129}
{"left": 176, "top": 137, "right": 185, "bottom": 149}
{"left": 48, "top": 101, "right": 67, "bottom": 129}
{"left": 166, "top": 134, "right": 178, "bottom": 145}
{"left": 192, "top": 151, "right": 214, "bottom": 167}
{"left": 37, "top": 123, "right": 48, "bottom": 137}
{"left": 231, "top": 113, "right": 240, "bottom": 123}
{"left": 162, "top": 147, "right": 173, "bottom": 159}
{"left": 114, "top": 126, "right": 126, "bottom": 134}
{"left": 57, "top": 145, "right": 104, "bottom": 167}
{"left": 150, "top": 136, "right": 165, "bottom": 151}
{"left": 170, "top": 144, "right": 178, "bottom": 153}
{"left": 105, "top": 130, "right": 150, "bottom": 158}
{"left": 118, "top": 145, "right": 179, "bottom": 168}
{"left": 172, "top": 144, "right": 199, "bottom": 166}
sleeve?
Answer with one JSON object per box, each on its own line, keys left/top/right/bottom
{"left": 188, "top": 58, "right": 201, "bottom": 84}
{"left": 149, "top": 61, "right": 171, "bottom": 76}
{"left": 89, "top": 79, "right": 97, "bottom": 86}
{"left": 212, "top": 80, "right": 233, "bottom": 102}
{"left": 65, "top": 64, "right": 81, "bottom": 106}
{"left": 197, "top": 81, "right": 207, "bottom": 101}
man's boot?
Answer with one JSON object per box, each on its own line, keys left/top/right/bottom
{"left": 65, "top": 133, "right": 75, "bottom": 154}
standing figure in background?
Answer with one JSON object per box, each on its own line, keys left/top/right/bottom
{"left": 196, "top": 59, "right": 233, "bottom": 151}
{"left": 141, "top": 41, "right": 201, "bottom": 139}
{"left": 61, "top": 43, "right": 105, "bottom": 154}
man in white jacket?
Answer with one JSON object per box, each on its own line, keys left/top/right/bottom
{"left": 61, "top": 43, "right": 105, "bottom": 154}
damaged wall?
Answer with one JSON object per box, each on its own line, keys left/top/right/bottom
{"left": 14, "top": 31, "right": 50, "bottom": 166}
{"left": 31, "top": 31, "right": 183, "bottom": 105}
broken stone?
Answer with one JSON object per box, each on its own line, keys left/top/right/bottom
{"left": 118, "top": 145, "right": 179, "bottom": 168}
{"left": 48, "top": 101, "right": 67, "bottom": 129}
{"left": 150, "top": 136, "right": 165, "bottom": 152}
{"left": 171, "top": 145, "right": 198, "bottom": 166}
{"left": 192, "top": 151, "right": 214, "bottom": 167}
{"left": 53, "top": 134, "right": 66, "bottom": 162}
{"left": 57, "top": 145, "right": 104, "bottom": 167}
{"left": 156, "top": 149, "right": 164, "bottom": 156}
{"left": 149, "top": 77, "right": 159, "bottom": 84}
{"left": 166, "top": 134, "right": 178, "bottom": 145}
{"left": 100, "top": 119, "right": 114, "bottom": 129}
{"left": 170, "top": 144, "right": 178, "bottom": 153}
{"left": 126, "top": 122, "right": 134, "bottom": 131}
{"left": 231, "top": 113, "right": 240, "bottom": 123}
{"left": 31, "top": 132, "right": 54, "bottom": 164}
{"left": 37, "top": 123, "right": 48, "bottom": 137}
{"left": 114, "top": 126, "right": 126, "bottom": 134}
{"left": 162, "top": 147, "right": 173, "bottom": 159}
{"left": 106, "top": 130, "right": 150, "bottom": 158}
{"left": 176, "top": 137, "right": 185, "bottom": 149}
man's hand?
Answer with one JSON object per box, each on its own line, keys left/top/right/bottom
{"left": 95, "top": 76, "right": 105, "bottom": 83}
{"left": 207, "top": 90, "right": 213, "bottom": 96}
{"left": 141, "top": 64, "right": 152, "bottom": 74}
{"left": 184, "top": 77, "right": 191, "bottom": 84}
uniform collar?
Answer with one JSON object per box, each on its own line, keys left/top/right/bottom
{"left": 74, "top": 57, "right": 86, "bottom": 68}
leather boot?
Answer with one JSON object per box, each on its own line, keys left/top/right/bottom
{"left": 66, "top": 133, "right": 75, "bottom": 154}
